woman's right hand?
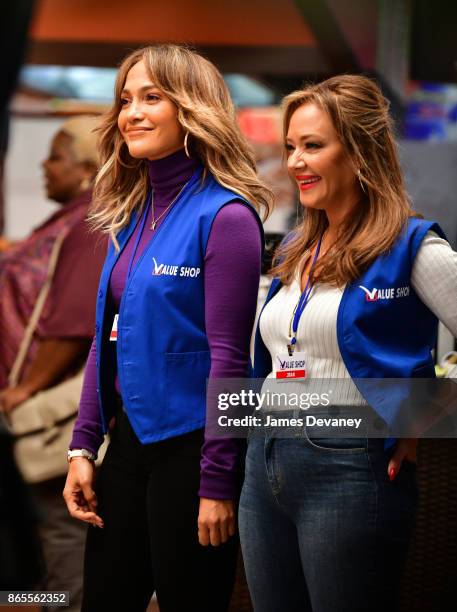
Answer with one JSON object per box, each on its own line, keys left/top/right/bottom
{"left": 63, "top": 458, "right": 104, "bottom": 528}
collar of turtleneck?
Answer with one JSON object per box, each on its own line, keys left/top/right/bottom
{"left": 147, "top": 148, "right": 199, "bottom": 202}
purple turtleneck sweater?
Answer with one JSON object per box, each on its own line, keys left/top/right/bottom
{"left": 70, "top": 148, "right": 262, "bottom": 499}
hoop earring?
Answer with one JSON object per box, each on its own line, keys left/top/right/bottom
{"left": 184, "top": 131, "right": 191, "bottom": 159}
{"left": 357, "top": 169, "right": 367, "bottom": 194}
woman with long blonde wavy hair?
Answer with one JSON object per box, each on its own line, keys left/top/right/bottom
{"left": 239, "top": 74, "right": 457, "bottom": 612}
{"left": 63, "top": 44, "right": 272, "bottom": 612}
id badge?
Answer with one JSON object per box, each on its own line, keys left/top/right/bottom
{"left": 109, "top": 314, "right": 119, "bottom": 342}
{"left": 275, "top": 352, "right": 307, "bottom": 380}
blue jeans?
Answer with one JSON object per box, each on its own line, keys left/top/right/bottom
{"left": 239, "top": 430, "right": 418, "bottom": 612}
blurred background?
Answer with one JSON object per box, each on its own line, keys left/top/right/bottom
{"left": 1, "top": 2, "right": 456, "bottom": 611}
{"left": 5, "top": 0, "right": 456, "bottom": 356}
{"left": 3, "top": 1, "right": 457, "bottom": 241}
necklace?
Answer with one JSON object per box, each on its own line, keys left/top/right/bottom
{"left": 150, "top": 180, "right": 190, "bottom": 230}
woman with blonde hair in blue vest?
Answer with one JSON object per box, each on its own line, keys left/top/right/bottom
{"left": 239, "top": 75, "right": 457, "bottom": 612}
{"left": 62, "top": 44, "right": 272, "bottom": 611}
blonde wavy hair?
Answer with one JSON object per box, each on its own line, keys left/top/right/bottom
{"left": 271, "top": 74, "right": 418, "bottom": 286}
{"left": 89, "top": 44, "right": 273, "bottom": 243}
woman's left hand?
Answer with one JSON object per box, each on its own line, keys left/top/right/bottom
{"left": 198, "top": 498, "right": 236, "bottom": 546}
{"left": 0, "top": 386, "right": 31, "bottom": 413}
{"left": 387, "top": 438, "right": 418, "bottom": 481}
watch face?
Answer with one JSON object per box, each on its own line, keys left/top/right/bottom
{"left": 68, "top": 450, "right": 83, "bottom": 459}
{"left": 68, "top": 449, "right": 95, "bottom": 461}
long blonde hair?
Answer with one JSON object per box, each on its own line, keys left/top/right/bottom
{"left": 89, "top": 44, "right": 273, "bottom": 242}
{"left": 271, "top": 74, "right": 418, "bottom": 286}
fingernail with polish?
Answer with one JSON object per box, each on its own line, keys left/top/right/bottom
{"left": 389, "top": 467, "right": 396, "bottom": 481}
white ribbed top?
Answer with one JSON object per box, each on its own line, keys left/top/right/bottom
{"left": 259, "top": 231, "right": 457, "bottom": 404}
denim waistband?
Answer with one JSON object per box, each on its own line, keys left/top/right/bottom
{"left": 250, "top": 405, "right": 388, "bottom": 440}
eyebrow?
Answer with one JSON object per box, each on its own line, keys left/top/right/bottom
{"left": 285, "top": 133, "right": 322, "bottom": 142}
{"left": 120, "top": 84, "right": 159, "bottom": 95}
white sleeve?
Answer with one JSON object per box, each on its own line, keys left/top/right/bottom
{"left": 411, "top": 230, "right": 457, "bottom": 337}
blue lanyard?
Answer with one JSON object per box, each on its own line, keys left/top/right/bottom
{"left": 126, "top": 190, "right": 152, "bottom": 280}
{"left": 288, "top": 234, "right": 323, "bottom": 355}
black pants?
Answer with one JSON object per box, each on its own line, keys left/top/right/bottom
{"left": 82, "top": 409, "right": 239, "bottom": 612}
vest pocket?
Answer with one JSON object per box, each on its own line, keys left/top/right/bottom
{"left": 164, "top": 350, "right": 211, "bottom": 429}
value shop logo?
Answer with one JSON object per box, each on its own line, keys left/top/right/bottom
{"left": 358, "top": 285, "right": 410, "bottom": 302}
{"left": 152, "top": 257, "right": 201, "bottom": 278}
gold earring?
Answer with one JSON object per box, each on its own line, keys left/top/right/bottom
{"left": 357, "top": 169, "right": 367, "bottom": 194}
{"left": 184, "top": 131, "right": 191, "bottom": 159}
{"left": 80, "top": 177, "right": 91, "bottom": 192}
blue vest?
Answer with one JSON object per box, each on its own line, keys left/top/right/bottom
{"left": 253, "top": 218, "right": 446, "bottom": 430}
{"left": 95, "top": 168, "right": 263, "bottom": 443}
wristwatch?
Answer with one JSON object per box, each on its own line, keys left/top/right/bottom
{"left": 67, "top": 448, "right": 97, "bottom": 463}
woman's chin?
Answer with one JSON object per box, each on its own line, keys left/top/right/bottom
{"left": 126, "top": 146, "right": 150, "bottom": 159}
{"left": 300, "top": 199, "right": 324, "bottom": 211}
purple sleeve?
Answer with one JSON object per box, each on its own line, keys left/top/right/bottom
{"left": 199, "top": 202, "right": 262, "bottom": 500}
{"left": 69, "top": 336, "right": 105, "bottom": 454}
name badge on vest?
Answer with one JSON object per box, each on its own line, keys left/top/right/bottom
{"left": 109, "top": 314, "right": 119, "bottom": 342}
{"left": 276, "top": 352, "right": 307, "bottom": 380}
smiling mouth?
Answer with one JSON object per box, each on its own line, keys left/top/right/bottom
{"left": 297, "top": 176, "right": 321, "bottom": 190}
{"left": 126, "top": 128, "right": 153, "bottom": 135}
